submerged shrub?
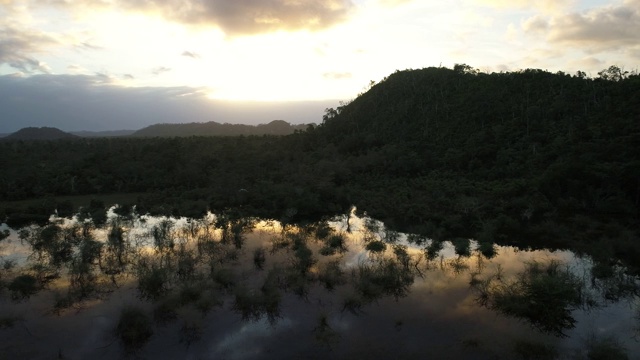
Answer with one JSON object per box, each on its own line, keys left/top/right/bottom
{"left": 8, "top": 274, "right": 39, "bottom": 301}
{"left": 179, "top": 319, "right": 203, "bottom": 348}
{"left": 253, "top": 247, "right": 266, "bottom": 270}
{"left": 318, "top": 260, "right": 347, "bottom": 291}
{"left": 153, "top": 296, "right": 180, "bottom": 325}
{"left": 587, "top": 337, "right": 629, "bottom": 360}
{"left": 116, "top": 306, "right": 153, "bottom": 354}
{"left": 314, "top": 222, "right": 332, "bottom": 240}
{"left": 365, "top": 240, "right": 386, "bottom": 253}
{"left": 354, "top": 258, "right": 414, "bottom": 302}
{"left": 320, "top": 234, "right": 347, "bottom": 256}
{"left": 453, "top": 238, "right": 471, "bottom": 257}
{"left": 474, "top": 260, "right": 584, "bottom": 337}
{"left": 0, "top": 316, "right": 19, "bottom": 329}
{"left": 313, "top": 314, "right": 340, "bottom": 348}
{"left": 137, "top": 266, "right": 170, "bottom": 301}
{"left": 292, "top": 241, "right": 316, "bottom": 274}
{"left": 425, "top": 240, "right": 444, "bottom": 260}
{"left": 478, "top": 241, "right": 497, "bottom": 259}
{"left": 211, "top": 267, "right": 236, "bottom": 290}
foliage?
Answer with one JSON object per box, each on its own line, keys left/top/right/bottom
{"left": 318, "top": 260, "right": 347, "bottom": 291}
{"left": 115, "top": 306, "right": 153, "bottom": 354}
{"left": 471, "top": 260, "right": 585, "bottom": 337}
{"left": 586, "top": 336, "right": 629, "bottom": 360}
{"left": 7, "top": 274, "right": 39, "bottom": 301}
{"left": 353, "top": 258, "right": 415, "bottom": 301}
{"left": 137, "top": 265, "right": 171, "bottom": 301}
{"left": 365, "top": 240, "right": 386, "bottom": 253}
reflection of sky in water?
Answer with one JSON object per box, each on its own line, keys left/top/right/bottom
{"left": 213, "top": 317, "right": 294, "bottom": 359}
{"left": 0, "top": 211, "right": 638, "bottom": 359}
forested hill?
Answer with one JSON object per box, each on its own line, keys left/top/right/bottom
{"left": 1, "top": 65, "right": 639, "bottom": 272}
{"left": 307, "top": 65, "right": 640, "bottom": 231}
{"left": 315, "top": 65, "right": 639, "bottom": 154}
{"left": 4, "top": 127, "right": 79, "bottom": 140}
{"left": 131, "top": 120, "right": 308, "bottom": 137}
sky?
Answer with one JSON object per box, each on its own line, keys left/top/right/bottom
{"left": 1, "top": 0, "right": 638, "bottom": 132}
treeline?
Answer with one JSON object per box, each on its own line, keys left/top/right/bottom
{"left": 1, "top": 65, "right": 639, "bottom": 271}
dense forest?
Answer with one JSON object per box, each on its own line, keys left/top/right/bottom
{"left": 1, "top": 65, "right": 639, "bottom": 272}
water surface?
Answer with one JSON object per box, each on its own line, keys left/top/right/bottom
{"left": 0, "top": 209, "right": 638, "bottom": 359}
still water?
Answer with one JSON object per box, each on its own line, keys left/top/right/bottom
{"left": 0, "top": 208, "right": 638, "bottom": 359}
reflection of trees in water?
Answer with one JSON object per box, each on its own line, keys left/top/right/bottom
{"left": 470, "top": 260, "right": 586, "bottom": 337}
{"left": 116, "top": 306, "right": 153, "bottom": 355}
{"left": 590, "top": 261, "right": 640, "bottom": 303}
{"left": 352, "top": 257, "right": 415, "bottom": 302}
{"left": 635, "top": 307, "right": 640, "bottom": 341}
{"left": 1, "top": 211, "right": 639, "bottom": 356}
{"left": 313, "top": 314, "right": 340, "bottom": 349}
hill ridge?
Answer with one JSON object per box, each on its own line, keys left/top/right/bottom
{"left": 132, "top": 120, "right": 308, "bottom": 137}
{"left": 5, "top": 127, "right": 79, "bottom": 140}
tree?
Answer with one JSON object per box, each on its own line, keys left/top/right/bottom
{"left": 598, "top": 65, "right": 629, "bottom": 82}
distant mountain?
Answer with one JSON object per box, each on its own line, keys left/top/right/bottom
{"left": 4, "top": 127, "right": 79, "bottom": 140}
{"left": 71, "top": 130, "right": 136, "bottom": 137}
{"left": 131, "top": 120, "right": 308, "bottom": 137}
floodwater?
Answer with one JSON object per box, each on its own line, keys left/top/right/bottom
{"left": 0, "top": 208, "right": 638, "bottom": 359}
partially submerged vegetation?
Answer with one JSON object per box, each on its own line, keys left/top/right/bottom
{"left": 471, "top": 260, "right": 585, "bottom": 337}
{"left": 0, "top": 209, "right": 636, "bottom": 358}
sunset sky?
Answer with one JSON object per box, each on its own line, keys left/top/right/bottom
{"left": 1, "top": 0, "right": 638, "bottom": 132}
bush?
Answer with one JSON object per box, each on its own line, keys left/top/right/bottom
{"left": 116, "top": 306, "right": 153, "bottom": 353}
{"left": 587, "top": 337, "right": 629, "bottom": 360}
{"left": 8, "top": 274, "right": 39, "bottom": 301}
{"left": 137, "top": 266, "right": 170, "bottom": 301}
{"left": 365, "top": 240, "right": 386, "bottom": 253}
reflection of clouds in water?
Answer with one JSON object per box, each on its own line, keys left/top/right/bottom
{"left": 253, "top": 219, "right": 284, "bottom": 233}
{"left": 1, "top": 210, "right": 639, "bottom": 359}
{"left": 560, "top": 291, "right": 640, "bottom": 352}
{"left": 212, "top": 317, "right": 294, "bottom": 360}
{"left": 343, "top": 250, "right": 368, "bottom": 268}
{"left": 0, "top": 225, "right": 32, "bottom": 265}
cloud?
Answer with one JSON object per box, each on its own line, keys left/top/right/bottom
{"left": 523, "top": 0, "right": 640, "bottom": 53}
{"left": 132, "top": 0, "right": 354, "bottom": 35}
{"left": 76, "top": 41, "right": 103, "bottom": 51}
{"left": 522, "top": 15, "right": 548, "bottom": 34}
{"left": 378, "top": 0, "right": 413, "bottom": 5}
{"left": 470, "top": 0, "right": 573, "bottom": 13}
{"left": 151, "top": 66, "right": 172, "bottom": 75}
{"left": 17, "top": 0, "right": 355, "bottom": 36}
{"left": 0, "top": 26, "right": 57, "bottom": 73}
{"left": 323, "top": 71, "right": 352, "bottom": 79}
{"left": 0, "top": 73, "right": 336, "bottom": 132}
{"left": 181, "top": 50, "right": 200, "bottom": 58}
{"left": 568, "top": 56, "right": 605, "bottom": 72}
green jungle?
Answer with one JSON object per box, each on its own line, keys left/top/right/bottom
{"left": 2, "top": 64, "right": 639, "bottom": 276}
